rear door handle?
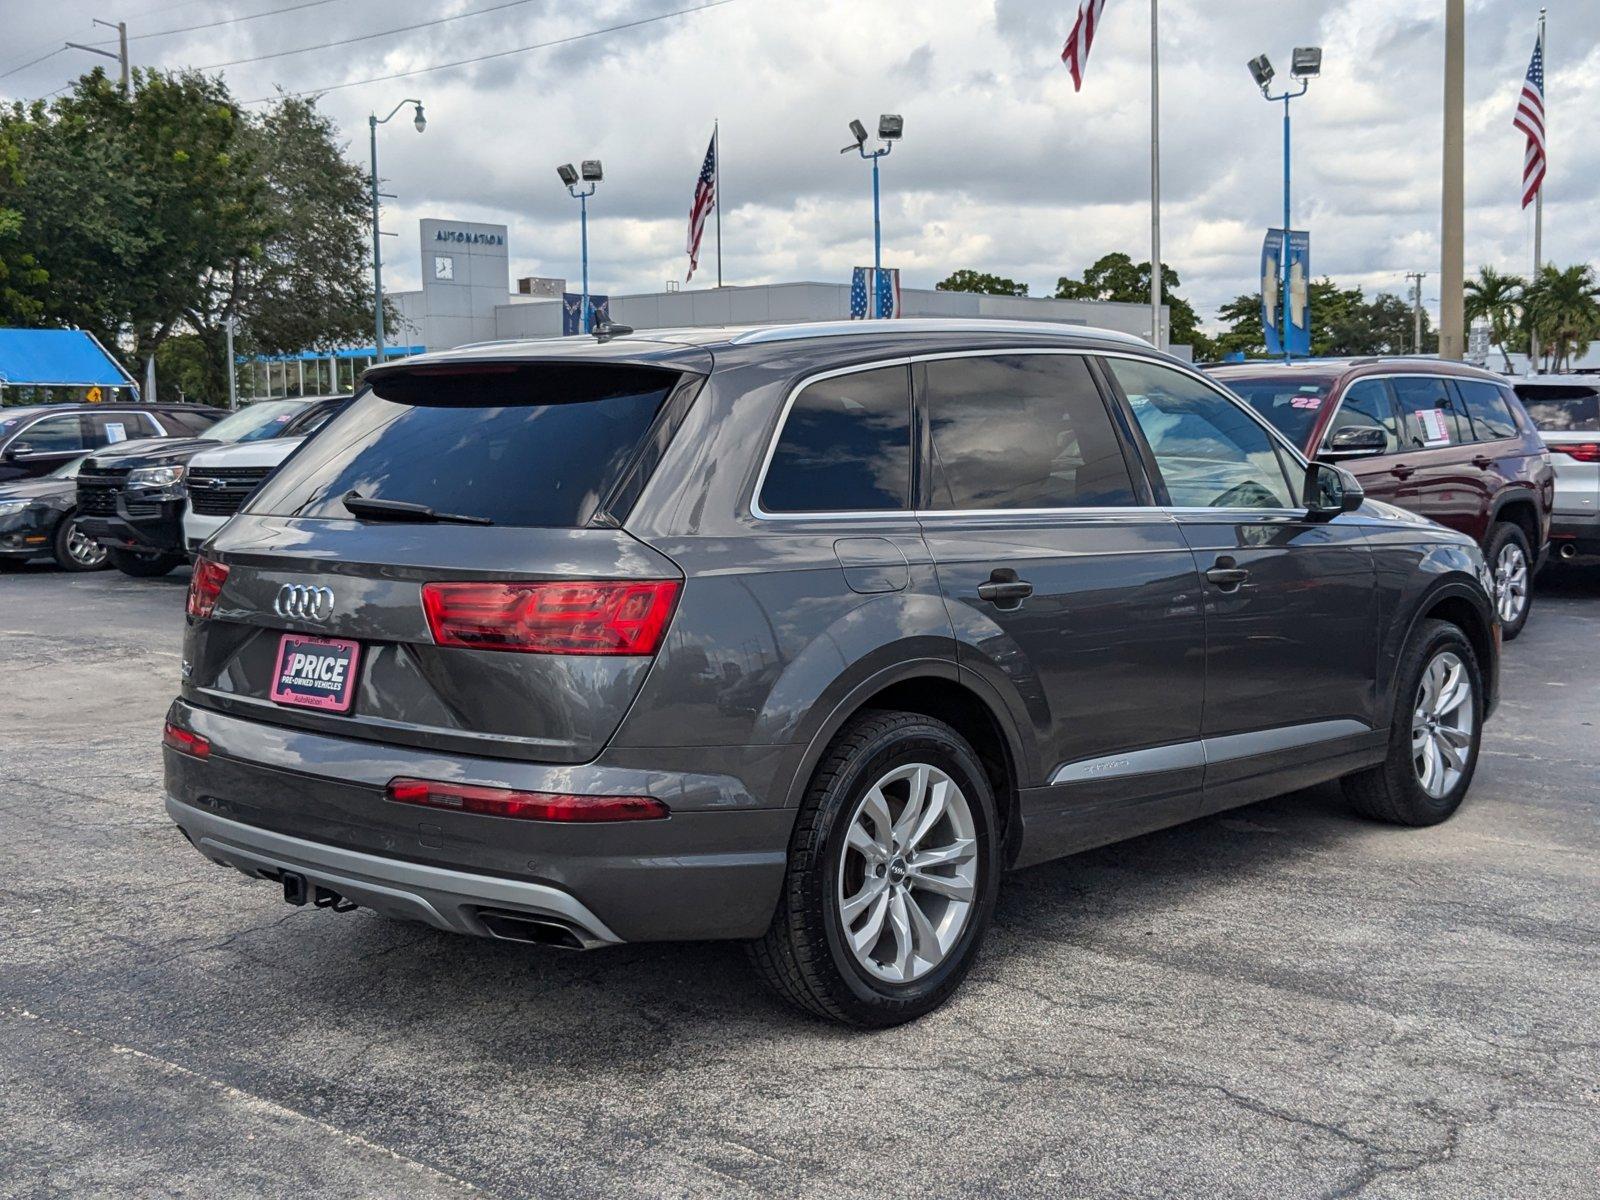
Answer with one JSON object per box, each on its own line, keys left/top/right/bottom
{"left": 1205, "top": 557, "right": 1250, "bottom": 590}
{"left": 1389, "top": 463, "right": 1415, "bottom": 479}
{"left": 977, "top": 569, "right": 1033, "bottom": 608}
{"left": 1471, "top": 455, "right": 1494, "bottom": 468}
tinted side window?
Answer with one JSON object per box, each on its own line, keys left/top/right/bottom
{"left": 1514, "top": 385, "right": 1600, "bottom": 432}
{"left": 1110, "top": 359, "right": 1295, "bottom": 509}
{"left": 19, "top": 414, "right": 88, "bottom": 452}
{"left": 760, "top": 366, "right": 910, "bottom": 513}
{"left": 1325, "top": 379, "right": 1400, "bottom": 453}
{"left": 923, "top": 355, "right": 1135, "bottom": 510}
{"left": 88, "top": 412, "right": 156, "bottom": 446}
{"left": 1455, "top": 380, "right": 1519, "bottom": 441}
{"left": 157, "top": 409, "right": 220, "bottom": 435}
{"left": 1392, "top": 376, "right": 1464, "bottom": 448}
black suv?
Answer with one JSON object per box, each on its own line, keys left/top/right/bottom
{"left": 0, "top": 403, "right": 219, "bottom": 482}
{"left": 78, "top": 396, "right": 349, "bottom": 577}
{"left": 165, "top": 322, "right": 1500, "bottom": 1025}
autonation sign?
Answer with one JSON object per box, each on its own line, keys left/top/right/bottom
{"left": 434, "top": 229, "right": 505, "bottom": 247}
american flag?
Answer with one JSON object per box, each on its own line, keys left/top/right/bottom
{"left": 849, "top": 267, "right": 900, "bottom": 319}
{"left": 685, "top": 131, "right": 717, "bottom": 281}
{"left": 1060, "top": 0, "right": 1107, "bottom": 92}
{"left": 1513, "top": 34, "right": 1546, "bottom": 209}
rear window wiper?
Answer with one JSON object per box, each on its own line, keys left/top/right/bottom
{"left": 342, "top": 491, "right": 493, "bottom": 526}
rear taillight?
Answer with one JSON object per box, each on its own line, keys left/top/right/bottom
{"left": 163, "top": 722, "right": 211, "bottom": 759}
{"left": 1550, "top": 442, "right": 1600, "bottom": 463}
{"left": 186, "top": 556, "right": 230, "bottom": 618}
{"left": 386, "top": 778, "right": 668, "bottom": 822}
{"left": 421, "top": 579, "right": 680, "bottom": 656}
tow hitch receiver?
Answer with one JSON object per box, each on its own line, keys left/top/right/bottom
{"left": 281, "top": 871, "right": 308, "bottom": 906}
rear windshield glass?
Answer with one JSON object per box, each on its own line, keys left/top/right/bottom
{"left": 1218, "top": 377, "right": 1333, "bottom": 448}
{"left": 247, "top": 364, "right": 678, "bottom": 528}
{"left": 1514, "top": 385, "right": 1600, "bottom": 432}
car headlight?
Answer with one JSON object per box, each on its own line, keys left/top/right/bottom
{"left": 127, "top": 464, "right": 187, "bottom": 489}
{"left": 0, "top": 499, "right": 29, "bottom": 516}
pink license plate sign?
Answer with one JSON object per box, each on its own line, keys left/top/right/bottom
{"left": 269, "top": 634, "right": 361, "bottom": 713}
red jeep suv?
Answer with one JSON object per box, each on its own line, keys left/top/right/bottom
{"left": 1209, "top": 359, "right": 1554, "bottom": 639}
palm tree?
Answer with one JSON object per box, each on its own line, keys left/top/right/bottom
{"left": 1523, "top": 264, "right": 1600, "bottom": 372}
{"left": 1463, "top": 266, "right": 1524, "bottom": 372}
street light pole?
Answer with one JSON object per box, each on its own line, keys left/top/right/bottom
{"left": 580, "top": 188, "right": 591, "bottom": 332}
{"left": 368, "top": 98, "right": 427, "bottom": 362}
{"left": 1250, "top": 49, "right": 1318, "bottom": 362}
{"left": 843, "top": 116, "right": 903, "bottom": 320}
{"left": 557, "top": 162, "right": 602, "bottom": 334}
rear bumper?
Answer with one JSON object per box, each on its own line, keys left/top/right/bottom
{"left": 168, "top": 796, "right": 623, "bottom": 947}
{"left": 163, "top": 698, "right": 797, "bottom": 944}
{"left": 1549, "top": 512, "right": 1600, "bottom": 557}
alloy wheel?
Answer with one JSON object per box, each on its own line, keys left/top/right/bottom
{"left": 1494, "top": 542, "right": 1528, "bottom": 624}
{"left": 1411, "top": 650, "right": 1475, "bottom": 799}
{"left": 836, "top": 762, "right": 979, "bottom": 984}
{"left": 65, "top": 519, "right": 107, "bottom": 569}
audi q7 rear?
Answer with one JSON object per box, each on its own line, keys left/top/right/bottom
{"left": 168, "top": 323, "right": 1499, "bottom": 1026}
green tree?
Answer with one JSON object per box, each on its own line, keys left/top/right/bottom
{"left": 1055, "top": 252, "right": 1211, "bottom": 357}
{"left": 1463, "top": 266, "right": 1525, "bottom": 372}
{"left": 935, "top": 268, "right": 1028, "bottom": 297}
{"left": 1214, "top": 279, "right": 1434, "bottom": 359}
{"left": 0, "top": 124, "right": 48, "bottom": 325}
{"left": 1523, "top": 263, "right": 1600, "bottom": 372}
{"left": 1213, "top": 294, "right": 1265, "bottom": 358}
{"left": 1, "top": 68, "right": 382, "bottom": 403}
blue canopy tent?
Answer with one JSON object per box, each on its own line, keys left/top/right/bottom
{"left": 0, "top": 328, "right": 138, "bottom": 404}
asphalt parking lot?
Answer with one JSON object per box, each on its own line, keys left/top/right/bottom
{"left": 1, "top": 563, "right": 1597, "bottom": 1200}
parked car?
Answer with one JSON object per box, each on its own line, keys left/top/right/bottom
{"left": 0, "top": 402, "right": 220, "bottom": 483}
{"left": 164, "top": 321, "right": 1500, "bottom": 1026}
{"left": 1209, "top": 358, "right": 1554, "bottom": 639}
{"left": 183, "top": 396, "right": 352, "bottom": 553}
{"left": 0, "top": 454, "right": 108, "bottom": 571}
{"left": 1510, "top": 376, "right": 1599, "bottom": 563}
{"left": 77, "top": 396, "right": 347, "bottom": 578}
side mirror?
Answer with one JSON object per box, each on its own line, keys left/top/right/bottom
{"left": 4, "top": 441, "right": 33, "bottom": 461}
{"left": 1304, "top": 461, "right": 1364, "bottom": 520}
{"left": 1320, "top": 425, "right": 1388, "bottom": 459}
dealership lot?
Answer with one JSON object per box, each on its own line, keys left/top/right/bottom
{"left": 1, "top": 564, "right": 1596, "bottom": 1199}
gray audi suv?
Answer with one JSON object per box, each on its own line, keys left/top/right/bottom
{"left": 165, "top": 320, "right": 1500, "bottom": 1025}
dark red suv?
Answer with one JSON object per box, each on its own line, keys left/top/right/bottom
{"left": 1208, "top": 359, "right": 1554, "bottom": 639}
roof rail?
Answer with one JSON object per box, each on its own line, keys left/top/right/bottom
{"left": 728, "top": 318, "right": 1152, "bottom": 348}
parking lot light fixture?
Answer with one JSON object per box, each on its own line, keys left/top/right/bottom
{"left": 840, "top": 115, "right": 903, "bottom": 318}
{"left": 559, "top": 160, "right": 602, "bottom": 333}
{"left": 369, "top": 97, "right": 427, "bottom": 361}
{"left": 1249, "top": 52, "right": 1317, "bottom": 361}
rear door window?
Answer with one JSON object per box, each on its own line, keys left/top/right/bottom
{"left": 759, "top": 365, "right": 911, "bottom": 514}
{"left": 1392, "top": 376, "right": 1465, "bottom": 448}
{"left": 1325, "top": 379, "right": 1401, "bottom": 453}
{"left": 1513, "top": 384, "right": 1600, "bottom": 432}
{"left": 922, "top": 354, "right": 1136, "bottom": 509}
{"left": 250, "top": 364, "right": 681, "bottom": 528}
{"left": 1110, "top": 359, "right": 1295, "bottom": 509}
{"left": 1454, "top": 380, "right": 1519, "bottom": 441}
{"left": 88, "top": 411, "right": 157, "bottom": 446}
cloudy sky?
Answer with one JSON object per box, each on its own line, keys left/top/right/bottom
{"left": 3, "top": 0, "right": 1596, "bottom": 329}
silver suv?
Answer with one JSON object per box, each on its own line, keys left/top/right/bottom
{"left": 165, "top": 321, "right": 1499, "bottom": 1025}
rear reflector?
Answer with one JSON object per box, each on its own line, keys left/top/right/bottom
{"left": 421, "top": 579, "right": 680, "bottom": 656}
{"left": 187, "top": 556, "right": 230, "bottom": 618}
{"left": 163, "top": 722, "right": 211, "bottom": 759}
{"left": 386, "top": 778, "right": 668, "bottom": 823}
{"left": 1550, "top": 442, "right": 1600, "bottom": 463}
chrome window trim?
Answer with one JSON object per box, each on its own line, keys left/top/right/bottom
{"left": 749, "top": 346, "right": 1297, "bottom": 523}
{"left": 1047, "top": 719, "right": 1371, "bottom": 786}
{"left": 5, "top": 409, "right": 94, "bottom": 454}
{"left": 729, "top": 319, "right": 1151, "bottom": 348}
{"left": 1336, "top": 371, "right": 1491, "bottom": 452}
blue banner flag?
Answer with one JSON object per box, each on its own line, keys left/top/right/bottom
{"left": 1261, "top": 229, "right": 1311, "bottom": 358}
{"left": 563, "top": 293, "right": 611, "bottom": 336}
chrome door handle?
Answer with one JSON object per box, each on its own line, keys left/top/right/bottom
{"left": 1205, "top": 557, "right": 1250, "bottom": 590}
{"left": 977, "top": 569, "right": 1033, "bottom": 608}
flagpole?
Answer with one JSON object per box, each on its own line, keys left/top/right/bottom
{"left": 714, "top": 118, "right": 723, "bottom": 288}
{"left": 1149, "top": 0, "right": 1162, "bottom": 348}
{"left": 1531, "top": 8, "right": 1545, "bottom": 373}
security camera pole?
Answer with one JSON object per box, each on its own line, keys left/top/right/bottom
{"left": 558, "top": 161, "right": 603, "bottom": 333}
{"left": 369, "top": 99, "right": 427, "bottom": 361}
{"left": 1248, "top": 45, "right": 1320, "bottom": 362}
{"left": 842, "top": 115, "right": 903, "bottom": 319}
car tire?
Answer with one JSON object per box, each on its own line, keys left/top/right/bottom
{"left": 1343, "top": 619, "right": 1484, "bottom": 827}
{"left": 747, "top": 710, "right": 1002, "bottom": 1027}
{"left": 107, "top": 548, "right": 182, "bottom": 578}
{"left": 52, "top": 511, "right": 109, "bottom": 572}
{"left": 1484, "top": 521, "right": 1533, "bottom": 641}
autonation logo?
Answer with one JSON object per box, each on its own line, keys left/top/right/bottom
{"left": 434, "top": 229, "right": 505, "bottom": 246}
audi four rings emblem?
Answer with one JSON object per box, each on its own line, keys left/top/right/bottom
{"left": 274, "top": 584, "right": 335, "bottom": 622}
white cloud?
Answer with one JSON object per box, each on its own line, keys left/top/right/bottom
{"left": 4, "top": 0, "right": 1595, "bottom": 327}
